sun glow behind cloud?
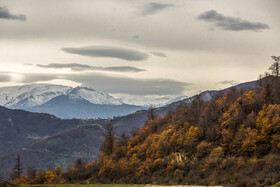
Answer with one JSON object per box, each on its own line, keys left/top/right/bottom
{"left": 0, "top": 0, "right": 279, "bottom": 97}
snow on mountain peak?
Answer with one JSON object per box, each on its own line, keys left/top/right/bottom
{"left": 0, "top": 84, "right": 123, "bottom": 108}
{"left": 68, "top": 86, "right": 123, "bottom": 105}
{"left": 0, "top": 84, "right": 72, "bottom": 108}
{"left": 119, "top": 95, "right": 188, "bottom": 107}
{"left": 0, "top": 84, "right": 186, "bottom": 109}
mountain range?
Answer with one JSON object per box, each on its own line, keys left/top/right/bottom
{"left": 0, "top": 79, "right": 257, "bottom": 180}
{"left": 0, "top": 84, "right": 186, "bottom": 119}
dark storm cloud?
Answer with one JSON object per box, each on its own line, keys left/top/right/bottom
{"left": 216, "top": 80, "right": 238, "bottom": 86}
{"left": 62, "top": 46, "right": 149, "bottom": 61}
{"left": 0, "top": 6, "right": 26, "bottom": 21}
{"left": 37, "top": 63, "right": 145, "bottom": 72}
{"left": 22, "top": 73, "right": 191, "bottom": 95}
{"left": 142, "top": 2, "right": 175, "bottom": 16}
{"left": 151, "top": 52, "right": 167, "bottom": 57}
{"left": 197, "top": 10, "right": 270, "bottom": 31}
{"left": 0, "top": 74, "right": 11, "bottom": 82}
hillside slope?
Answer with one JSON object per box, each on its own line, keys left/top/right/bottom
{"left": 112, "top": 79, "right": 257, "bottom": 136}
{"left": 0, "top": 125, "right": 105, "bottom": 180}
{"left": 88, "top": 76, "right": 279, "bottom": 186}
{"left": 0, "top": 79, "right": 259, "bottom": 181}
{"left": 50, "top": 76, "right": 280, "bottom": 186}
{"left": 0, "top": 106, "right": 101, "bottom": 156}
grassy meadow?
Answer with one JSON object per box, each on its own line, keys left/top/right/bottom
{"left": 20, "top": 184, "right": 145, "bottom": 187}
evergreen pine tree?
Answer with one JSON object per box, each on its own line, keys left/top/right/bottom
{"left": 100, "top": 121, "right": 115, "bottom": 156}
{"left": 12, "top": 155, "right": 24, "bottom": 179}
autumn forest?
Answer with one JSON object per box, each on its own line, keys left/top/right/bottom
{"left": 8, "top": 62, "right": 280, "bottom": 187}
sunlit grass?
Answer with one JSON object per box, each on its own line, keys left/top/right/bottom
{"left": 272, "top": 182, "right": 280, "bottom": 187}
{"left": 21, "top": 184, "right": 145, "bottom": 187}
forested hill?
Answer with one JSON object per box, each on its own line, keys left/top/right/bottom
{"left": 89, "top": 76, "right": 280, "bottom": 186}
{"left": 13, "top": 75, "right": 280, "bottom": 186}
{"left": 0, "top": 106, "right": 105, "bottom": 180}
{"left": 0, "top": 106, "right": 96, "bottom": 155}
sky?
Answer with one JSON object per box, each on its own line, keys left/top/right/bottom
{"left": 0, "top": 0, "right": 279, "bottom": 98}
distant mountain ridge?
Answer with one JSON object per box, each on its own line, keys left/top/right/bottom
{"left": 0, "top": 84, "right": 185, "bottom": 118}
{"left": 119, "top": 95, "right": 188, "bottom": 107}
{"left": 67, "top": 86, "right": 123, "bottom": 105}
{"left": 0, "top": 84, "right": 143, "bottom": 118}
{"left": 0, "top": 84, "right": 123, "bottom": 108}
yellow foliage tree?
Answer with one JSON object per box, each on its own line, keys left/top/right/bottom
{"left": 44, "top": 171, "right": 55, "bottom": 184}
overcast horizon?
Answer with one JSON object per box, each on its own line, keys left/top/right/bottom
{"left": 0, "top": 0, "right": 279, "bottom": 98}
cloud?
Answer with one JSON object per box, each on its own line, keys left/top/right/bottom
{"left": 102, "top": 66, "right": 145, "bottom": 72}
{"left": 216, "top": 80, "right": 238, "bottom": 86}
{"left": 37, "top": 63, "right": 145, "bottom": 72}
{"left": 197, "top": 10, "right": 270, "bottom": 31}
{"left": 22, "top": 73, "right": 191, "bottom": 96}
{"left": 132, "top": 35, "right": 140, "bottom": 39}
{"left": 69, "top": 74, "right": 191, "bottom": 95}
{"left": 22, "top": 74, "right": 64, "bottom": 83}
{"left": 0, "top": 74, "right": 11, "bottom": 82}
{"left": 151, "top": 52, "right": 167, "bottom": 57}
{"left": 0, "top": 6, "right": 26, "bottom": 21}
{"left": 141, "top": 2, "right": 175, "bottom": 16}
{"left": 62, "top": 46, "right": 149, "bottom": 61}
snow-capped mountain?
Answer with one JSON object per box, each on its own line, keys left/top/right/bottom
{"left": 0, "top": 84, "right": 123, "bottom": 109}
{"left": 68, "top": 87, "right": 123, "bottom": 105}
{"left": 119, "top": 95, "right": 188, "bottom": 107}
{"left": 0, "top": 84, "right": 72, "bottom": 108}
{"left": 0, "top": 84, "right": 143, "bottom": 118}
{"left": 164, "top": 96, "right": 189, "bottom": 105}
{"left": 0, "top": 84, "right": 189, "bottom": 118}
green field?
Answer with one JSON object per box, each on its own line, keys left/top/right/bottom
{"left": 20, "top": 184, "right": 144, "bottom": 187}
{"left": 272, "top": 182, "right": 280, "bottom": 187}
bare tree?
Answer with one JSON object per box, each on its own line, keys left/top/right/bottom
{"left": 75, "top": 158, "right": 84, "bottom": 169}
{"left": 147, "top": 106, "right": 158, "bottom": 121}
{"left": 269, "top": 56, "right": 280, "bottom": 77}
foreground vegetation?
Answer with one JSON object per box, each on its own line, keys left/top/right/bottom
{"left": 0, "top": 183, "right": 144, "bottom": 187}
{"left": 21, "top": 184, "right": 144, "bottom": 187}
{"left": 9, "top": 61, "right": 280, "bottom": 186}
